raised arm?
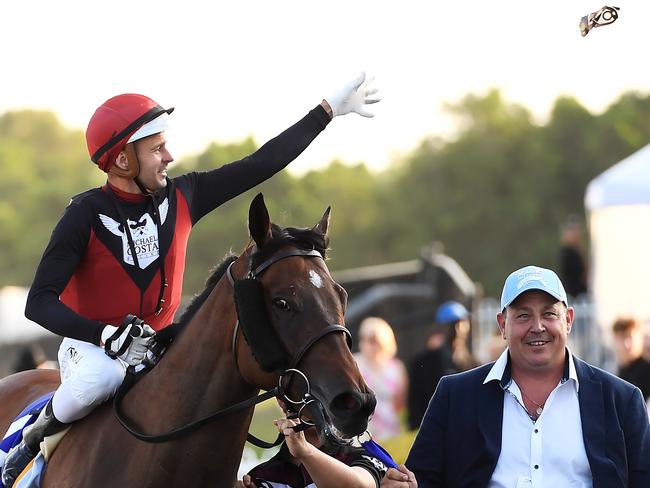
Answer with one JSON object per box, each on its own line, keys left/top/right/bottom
{"left": 185, "top": 73, "right": 381, "bottom": 222}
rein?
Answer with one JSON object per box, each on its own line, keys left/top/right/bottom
{"left": 113, "top": 374, "right": 280, "bottom": 443}
{"left": 113, "top": 247, "right": 351, "bottom": 446}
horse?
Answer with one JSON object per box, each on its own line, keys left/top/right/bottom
{"left": 0, "top": 193, "right": 376, "bottom": 487}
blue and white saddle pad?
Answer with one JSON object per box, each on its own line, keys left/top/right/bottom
{"left": 0, "top": 392, "right": 54, "bottom": 488}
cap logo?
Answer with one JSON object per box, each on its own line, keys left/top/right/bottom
{"left": 502, "top": 265, "right": 566, "bottom": 310}
{"left": 517, "top": 274, "right": 548, "bottom": 290}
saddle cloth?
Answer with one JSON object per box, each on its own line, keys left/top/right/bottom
{"left": 0, "top": 392, "right": 69, "bottom": 488}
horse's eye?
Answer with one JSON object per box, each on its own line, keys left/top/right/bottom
{"left": 272, "top": 298, "right": 291, "bottom": 311}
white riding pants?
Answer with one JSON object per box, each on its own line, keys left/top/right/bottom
{"left": 51, "top": 338, "right": 127, "bottom": 424}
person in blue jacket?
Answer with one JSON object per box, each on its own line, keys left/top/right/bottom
{"left": 406, "top": 265, "right": 650, "bottom": 488}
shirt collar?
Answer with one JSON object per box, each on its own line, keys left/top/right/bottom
{"left": 483, "top": 347, "right": 579, "bottom": 391}
{"left": 103, "top": 182, "right": 148, "bottom": 203}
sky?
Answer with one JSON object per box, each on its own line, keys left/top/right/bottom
{"left": 1, "top": 1, "right": 648, "bottom": 175}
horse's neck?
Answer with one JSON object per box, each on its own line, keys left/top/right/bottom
{"left": 121, "top": 278, "right": 258, "bottom": 477}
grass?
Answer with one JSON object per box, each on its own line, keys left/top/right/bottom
{"left": 378, "top": 430, "right": 418, "bottom": 465}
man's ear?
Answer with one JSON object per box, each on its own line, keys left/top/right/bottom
{"left": 108, "top": 144, "right": 139, "bottom": 179}
{"left": 497, "top": 312, "right": 507, "bottom": 340}
{"left": 566, "top": 307, "right": 575, "bottom": 335}
{"left": 114, "top": 151, "right": 129, "bottom": 170}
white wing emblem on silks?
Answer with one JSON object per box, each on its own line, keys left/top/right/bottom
{"left": 99, "top": 214, "right": 123, "bottom": 237}
{"left": 98, "top": 203, "right": 166, "bottom": 270}
{"left": 158, "top": 198, "right": 169, "bottom": 224}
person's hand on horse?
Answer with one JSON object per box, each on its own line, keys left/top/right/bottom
{"left": 235, "top": 476, "right": 257, "bottom": 488}
{"left": 381, "top": 465, "right": 418, "bottom": 488}
{"left": 324, "top": 72, "right": 380, "bottom": 118}
{"left": 274, "top": 417, "right": 315, "bottom": 460}
{"left": 101, "top": 321, "right": 155, "bottom": 366}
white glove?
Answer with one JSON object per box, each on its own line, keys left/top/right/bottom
{"left": 101, "top": 322, "right": 155, "bottom": 366}
{"left": 325, "top": 72, "right": 380, "bottom": 118}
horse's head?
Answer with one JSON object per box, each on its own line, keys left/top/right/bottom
{"left": 232, "top": 193, "right": 375, "bottom": 443}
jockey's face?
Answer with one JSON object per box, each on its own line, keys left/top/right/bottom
{"left": 134, "top": 132, "right": 174, "bottom": 191}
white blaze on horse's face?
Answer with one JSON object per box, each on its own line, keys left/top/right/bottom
{"left": 308, "top": 269, "right": 324, "bottom": 289}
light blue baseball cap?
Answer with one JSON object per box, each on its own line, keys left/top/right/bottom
{"left": 500, "top": 265, "right": 568, "bottom": 310}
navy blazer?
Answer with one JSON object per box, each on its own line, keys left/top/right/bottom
{"left": 406, "top": 355, "right": 650, "bottom": 488}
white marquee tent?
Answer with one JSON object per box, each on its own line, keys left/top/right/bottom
{"left": 585, "top": 143, "right": 650, "bottom": 340}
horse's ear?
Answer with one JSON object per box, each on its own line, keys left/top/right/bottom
{"left": 312, "top": 206, "right": 331, "bottom": 237}
{"left": 249, "top": 193, "right": 272, "bottom": 247}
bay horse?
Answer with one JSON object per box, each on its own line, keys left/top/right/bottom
{"left": 0, "top": 193, "right": 376, "bottom": 487}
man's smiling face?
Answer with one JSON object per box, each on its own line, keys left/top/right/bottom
{"left": 134, "top": 132, "right": 174, "bottom": 192}
{"left": 497, "top": 290, "right": 573, "bottom": 374}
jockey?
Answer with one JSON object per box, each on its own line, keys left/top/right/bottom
{"left": 2, "top": 74, "right": 380, "bottom": 486}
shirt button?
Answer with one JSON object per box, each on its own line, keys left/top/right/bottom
{"left": 534, "top": 429, "right": 539, "bottom": 433}
{"left": 534, "top": 465, "right": 539, "bottom": 470}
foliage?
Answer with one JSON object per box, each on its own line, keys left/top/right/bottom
{"left": 3, "top": 90, "right": 650, "bottom": 298}
{"left": 389, "top": 90, "right": 650, "bottom": 294}
{"left": 0, "top": 111, "right": 103, "bottom": 285}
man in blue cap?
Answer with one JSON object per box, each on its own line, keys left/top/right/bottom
{"left": 407, "top": 301, "right": 474, "bottom": 430}
{"left": 406, "top": 265, "right": 650, "bottom": 487}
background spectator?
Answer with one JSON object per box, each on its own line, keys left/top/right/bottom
{"left": 354, "top": 317, "right": 408, "bottom": 441}
{"left": 612, "top": 316, "right": 650, "bottom": 403}
{"left": 407, "top": 301, "right": 476, "bottom": 430}
{"left": 11, "top": 346, "right": 40, "bottom": 373}
{"left": 558, "top": 214, "right": 588, "bottom": 298}
{"left": 10, "top": 345, "right": 55, "bottom": 374}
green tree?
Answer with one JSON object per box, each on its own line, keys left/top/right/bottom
{"left": 387, "top": 89, "right": 650, "bottom": 296}
{"left": 3, "top": 89, "right": 650, "bottom": 301}
{"left": 0, "top": 111, "right": 102, "bottom": 285}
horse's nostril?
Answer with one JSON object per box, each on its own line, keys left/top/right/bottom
{"left": 331, "top": 392, "right": 361, "bottom": 413}
{"left": 328, "top": 391, "right": 376, "bottom": 438}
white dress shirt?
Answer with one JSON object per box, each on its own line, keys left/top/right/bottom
{"left": 484, "top": 348, "right": 593, "bottom": 488}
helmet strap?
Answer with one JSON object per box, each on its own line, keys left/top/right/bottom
{"left": 125, "top": 143, "right": 153, "bottom": 195}
{"left": 134, "top": 177, "right": 149, "bottom": 196}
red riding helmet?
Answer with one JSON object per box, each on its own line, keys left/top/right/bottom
{"left": 86, "top": 93, "right": 174, "bottom": 173}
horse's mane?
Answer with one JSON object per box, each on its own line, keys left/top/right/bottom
{"left": 177, "top": 254, "right": 238, "bottom": 326}
{"left": 250, "top": 223, "right": 329, "bottom": 269}
{"left": 177, "top": 224, "right": 328, "bottom": 326}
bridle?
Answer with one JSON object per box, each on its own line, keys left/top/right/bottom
{"left": 229, "top": 248, "right": 352, "bottom": 445}
{"left": 113, "top": 247, "right": 351, "bottom": 446}
{"left": 229, "top": 248, "right": 351, "bottom": 371}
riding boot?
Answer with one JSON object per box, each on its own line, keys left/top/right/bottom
{"left": 1, "top": 399, "right": 67, "bottom": 487}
